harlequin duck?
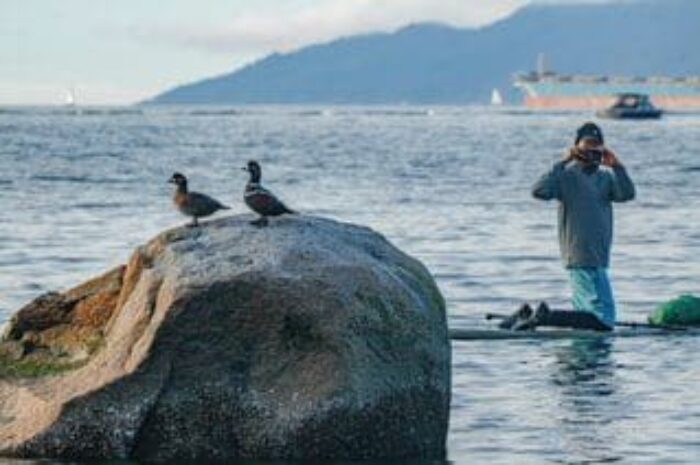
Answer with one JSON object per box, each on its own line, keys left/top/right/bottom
{"left": 168, "top": 172, "right": 230, "bottom": 227}
{"left": 242, "top": 160, "right": 295, "bottom": 226}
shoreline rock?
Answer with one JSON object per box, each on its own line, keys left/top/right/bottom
{"left": 0, "top": 214, "right": 451, "bottom": 461}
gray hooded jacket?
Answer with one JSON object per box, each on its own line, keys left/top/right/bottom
{"left": 532, "top": 160, "right": 635, "bottom": 268}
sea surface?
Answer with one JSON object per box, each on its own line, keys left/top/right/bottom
{"left": 1, "top": 105, "right": 699, "bottom": 464}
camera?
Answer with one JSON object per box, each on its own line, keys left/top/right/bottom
{"left": 582, "top": 148, "right": 603, "bottom": 165}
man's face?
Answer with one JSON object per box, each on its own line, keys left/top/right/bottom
{"left": 577, "top": 137, "right": 603, "bottom": 151}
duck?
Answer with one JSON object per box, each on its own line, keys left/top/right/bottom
{"left": 168, "top": 172, "right": 230, "bottom": 227}
{"left": 242, "top": 160, "right": 295, "bottom": 226}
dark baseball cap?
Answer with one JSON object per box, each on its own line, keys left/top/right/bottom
{"left": 575, "top": 122, "right": 604, "bottom": 145}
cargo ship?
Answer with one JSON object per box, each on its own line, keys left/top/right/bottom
{"left": 513, "top": 55, "right": 700, "bottom": 110}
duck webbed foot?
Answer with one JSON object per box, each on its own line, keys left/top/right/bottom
{"left": 250, "top": 216, "right": 269, "bottom": 227}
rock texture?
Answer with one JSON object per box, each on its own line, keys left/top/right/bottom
{"left": 0, "top": 215, "right": 450, "bottom": 462}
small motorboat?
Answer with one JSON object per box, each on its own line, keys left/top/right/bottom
{"left": 597, "top": 93, "right": 663, "bottom": 119}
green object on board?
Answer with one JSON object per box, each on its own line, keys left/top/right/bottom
{"left": 649, "top": 294, "right": 700, "bottom": 327}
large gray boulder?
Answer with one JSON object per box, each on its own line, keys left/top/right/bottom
{"left": 0, "top": 215, "right": 450, "bottom": 462}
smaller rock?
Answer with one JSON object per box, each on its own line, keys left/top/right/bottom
{"left": 6, "top": 292, "right": 73, "bottom": 339}
{"left": 2, "top": 266, "right": 125, "bottom": 362}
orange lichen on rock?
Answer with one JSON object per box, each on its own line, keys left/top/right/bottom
{"left": 1, "top": 265, "right": 126, "bottom": 364}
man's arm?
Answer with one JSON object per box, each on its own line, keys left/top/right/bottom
{"left": 532, "top": 159, "right": 568, "bottom": 201}
{"left": 603, "top": 149, "right": 636, "bottom": 202}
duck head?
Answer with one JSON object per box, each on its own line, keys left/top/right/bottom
{"left": 242, "top": 160, "right": 262, "bottom": 183}
{"left": 168, "top": 172, "right": 188, "bottom": 191}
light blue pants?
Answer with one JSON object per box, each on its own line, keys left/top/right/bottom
{"left": 568, "top": 267, "right": 616, "bottom": 328}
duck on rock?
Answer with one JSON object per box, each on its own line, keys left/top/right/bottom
{"left": 242, "top": 160, "right": 295, "bottom": 226}
{"left": 168, "top": 172, "right": 230, "bottom": 227}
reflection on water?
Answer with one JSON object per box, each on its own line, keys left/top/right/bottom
{"left": 551, "top": 339, "right": 622, "bottom": 464}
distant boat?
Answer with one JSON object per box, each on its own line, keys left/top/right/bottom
{"left": 596, "top": 93, "right": 663, "bottom": 119}
{"left": 490, "top": 88, "right": 504, "bottom": 106}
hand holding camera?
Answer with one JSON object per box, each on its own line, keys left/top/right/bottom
{"left": 602, "top": 148, "right": 622, "bottom": 167}
{"left": 564, "top": 147, "right": 579, "bottom": 162}
{"left": 568, "top": 146, "right": 622, "bottom": 168}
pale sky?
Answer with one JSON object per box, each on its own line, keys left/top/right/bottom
{"left": 0, "top": 0, "right": 611, "bottom": 105}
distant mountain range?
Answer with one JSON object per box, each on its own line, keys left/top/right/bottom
{"left": 148, "top": 0, "right": 700, "bottom": 105}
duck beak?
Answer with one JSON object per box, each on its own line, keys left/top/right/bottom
{"left": 167, "top": 178, "right": 176, "bottom": 184}
{"left": 241, "top": 166, "right": 249, "bottom": 172}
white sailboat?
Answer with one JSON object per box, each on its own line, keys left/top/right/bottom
{"left": 491, "top": 88, "right": 504, "bottom": 106}
{"left": 64, "top": 87, "right": 76, "bottom": 107}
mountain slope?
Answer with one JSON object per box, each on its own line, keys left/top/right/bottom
{"left": 148, "top": 0, "right": 700, "bottom": 104}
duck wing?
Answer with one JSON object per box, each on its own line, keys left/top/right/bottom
{"left": 188, "top": 191, "right": 230, "bottom": 215}
{"left": 245, "top": 185, "right": 294, "bottom": 216}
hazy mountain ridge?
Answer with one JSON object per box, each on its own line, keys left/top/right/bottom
{"left": 148, "top": 0, "right": 700, "bottom": 104}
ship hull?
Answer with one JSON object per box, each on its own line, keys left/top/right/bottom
{"left": 515, "top": 73, "right": 700, "bottom": 110}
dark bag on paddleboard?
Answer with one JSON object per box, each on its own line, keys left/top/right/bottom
{"left": 649, "top": 294, "right": 700, "bottom": 327}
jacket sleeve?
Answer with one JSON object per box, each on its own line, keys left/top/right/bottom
{"left": 532, "top": 160, "right": 567, "bottom": 201}
{"left": 610, "top": 165, "right": 636, "bottom": 202}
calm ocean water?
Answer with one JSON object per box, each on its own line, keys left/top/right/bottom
{"left": 1, "top": 105, "right": 699, "bottom": 464}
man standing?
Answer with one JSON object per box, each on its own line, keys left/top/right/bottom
{"left": 531, "top": 122, "right": 635, "bottom": 330}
